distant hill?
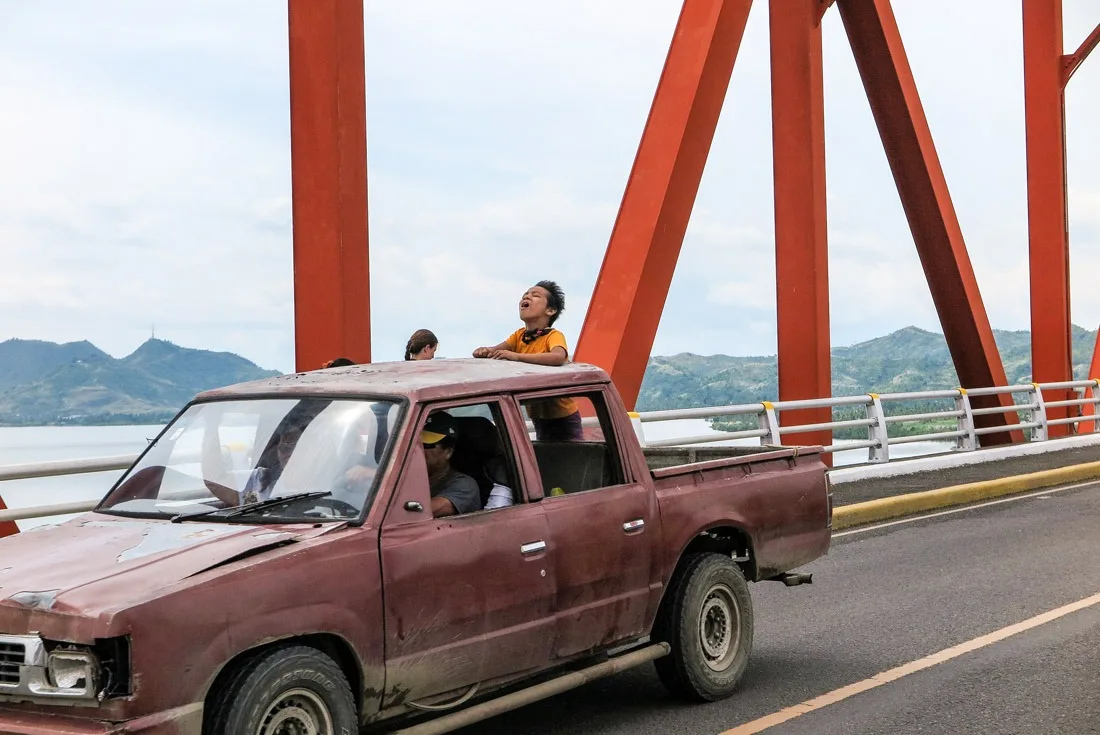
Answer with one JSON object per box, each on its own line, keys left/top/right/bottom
{"left": 5, "top": 325, "right": 1095, "bottom": 426}
{"left": 636, "top": 324, "right": 1099, "bottom": 411}
{"left": 0, "top": 339, "right": 280, "bottom": 426}
{"left": 0, "top": 339, "right": 110, "bottom": 392}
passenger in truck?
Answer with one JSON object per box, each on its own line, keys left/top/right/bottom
{"left": 421, "top": 411, "right": 482, "bottom": 517}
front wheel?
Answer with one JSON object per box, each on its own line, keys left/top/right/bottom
{"left": 653, "top": 552, "right": 754, "bottom": 701}
{"left": 203, "top": 645, "right": 357, "bottom": 735}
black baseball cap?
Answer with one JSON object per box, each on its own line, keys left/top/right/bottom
{"left": 421, "top": 411, "right": 458, "bottom": 445}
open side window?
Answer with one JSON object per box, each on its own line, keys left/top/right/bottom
{"left": 516, "top": 391, "right": 627, "bottom": 497}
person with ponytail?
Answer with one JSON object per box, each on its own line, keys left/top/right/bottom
{"left": 405, "top": 329, "right": 438, "bottom": 361}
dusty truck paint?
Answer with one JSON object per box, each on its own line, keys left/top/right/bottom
{"left": 0, "top": 359, "right": 830, "bottom": 734}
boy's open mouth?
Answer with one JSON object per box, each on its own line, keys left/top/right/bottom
{"left": 520, "top": 300, "right": 531, "bottom": 309}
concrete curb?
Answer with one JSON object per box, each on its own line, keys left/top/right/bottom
{"left": 832, "top": 460, "right": 1100, "bottom": 530}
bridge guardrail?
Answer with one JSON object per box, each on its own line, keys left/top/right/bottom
{"left": 3, "top": 379, "right": 1100, "bottom": 525}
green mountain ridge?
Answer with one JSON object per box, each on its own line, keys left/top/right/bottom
{"left": 0, "top": 338, "right": 280, "bottom": 426}
{"left": 0, "top": 339, "right": 110, "bottom": 392}
{"left": 635, "top": 324, "right": 1099, "bottom": 412}
{"left": 4, "top": 325, "right": 1095, "bottom": 426}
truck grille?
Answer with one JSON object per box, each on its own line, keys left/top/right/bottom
{"left": 0, "top": 641, "right": 23, "bottom": 685}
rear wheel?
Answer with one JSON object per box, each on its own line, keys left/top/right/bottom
{"left": 653, "top": 552, "right": 754, "bottom": 701}
{"left": 203, "top": 645, "right": 356, "bottom": 735}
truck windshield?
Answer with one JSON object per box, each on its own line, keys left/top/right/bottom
{"left": 98, "top": 397, "right": 401, "bottom": 523}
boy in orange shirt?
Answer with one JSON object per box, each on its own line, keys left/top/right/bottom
{"left": 473, "top": 281, "right": 582, "bottom": 440}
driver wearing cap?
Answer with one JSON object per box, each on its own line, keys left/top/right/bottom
{"left": 421, "top": 411, "right": 481, "bottom": 517}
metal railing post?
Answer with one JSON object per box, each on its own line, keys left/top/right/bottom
{"left": 1030, "top": 383, "right": 1048, "bottom": 442}
{"left": 1089, "top": 379, "right": 1100, "bottom": 434}
{"left": 955, "top": 388, "right": 977, "bottom": 451}
{"left": 758, "top": 401, "right": 782, "bottom": 445}
{"left": 867, "top": 393, "right": 889, "bottom": 463}
{"left": 1072, "top": 384, "right": 1086, "bottom": 435}
{"left": 627, "top": 412, "right": 647, "bottom": 447}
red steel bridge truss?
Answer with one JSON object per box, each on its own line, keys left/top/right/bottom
{"left": 0, "top": 0, "right": 1096, "bottom": 535}
{"left": 288, "top": 0, "right": 1097, "bottom": 447}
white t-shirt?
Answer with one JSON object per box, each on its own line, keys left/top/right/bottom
{"left": 484, "top": 483, "right": 514, "bottom": 510}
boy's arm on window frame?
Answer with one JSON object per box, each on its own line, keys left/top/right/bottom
{"left": 509, "top": 347, "right": 568, "bottom": 366}
{"left": 473, "top": 340, "right": 512, "bottom": 357}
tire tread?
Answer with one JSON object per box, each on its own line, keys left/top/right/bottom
{"left": 203, "top": 645, "right": 355, "bottom": 735}
{"left": 652, "top": 552, "right": 753, "bottom": 702}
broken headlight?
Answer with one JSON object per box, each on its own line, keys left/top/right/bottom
{"left": 45, "top": 649, "right": 99, "bottom": 693}
{"left": 0, "top": 635, "right": 128, "bottom": 705}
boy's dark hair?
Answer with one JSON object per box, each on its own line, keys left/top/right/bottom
{"left": 536, "top": 280, "right": 565, "bottom": 326}
{"left": 323, "top": 357, "right": 355, "bottom": 368}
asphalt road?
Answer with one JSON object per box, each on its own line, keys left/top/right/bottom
{"left": 453, "top": 480, "right": 1100, "bottom": 735}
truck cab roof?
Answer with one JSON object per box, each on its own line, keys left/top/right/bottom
{"left": 196, "top": 359, "right": 612, "bottom": 403}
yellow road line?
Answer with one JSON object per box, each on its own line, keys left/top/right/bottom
{"left": 720, "top": 591, "right": 1100, "bottom": 735}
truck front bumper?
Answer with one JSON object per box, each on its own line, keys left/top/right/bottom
{"left": 0, "top": 703, "right": 202, "bottom": 735}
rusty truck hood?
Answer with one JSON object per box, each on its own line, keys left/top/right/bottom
{"left": 0, "top": 513, "right": 333, "bottom": 623}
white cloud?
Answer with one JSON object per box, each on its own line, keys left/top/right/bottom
{"left": 0, "top": 0, "right": 1097, "bottom": 380}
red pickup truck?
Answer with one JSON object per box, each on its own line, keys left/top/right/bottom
{"left": 0, "top": 360, "right": 830, "bottom": 735}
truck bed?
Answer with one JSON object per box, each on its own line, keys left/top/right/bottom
{"left": 647, "top": 444, "right": 831, "bottom": 580}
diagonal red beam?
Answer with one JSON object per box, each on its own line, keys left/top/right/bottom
{"left": 0, "top": 498, "right": 17, "bottom": 539}
{"left": 770, "top": 0, "right": 832, "bottom": 457}
{"left": 1085, "top": 331, "right": 1100, "bottom": 433}
{"left": 1062, "top": 21, "right": 1100, "bottom": 86}
{"left": 575, "top": 0, "right": 753, "bottom": 409}
{"left": 1023, "top": 0, "right": 1072, "bottom": 435}
{"left": 836, "top": 0, "right": 1022, "bottom": 444}
{"left": 288, "top": 0, "right": 371, "bottom": 372}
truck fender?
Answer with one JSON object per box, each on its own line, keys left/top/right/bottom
{"left": 666, "top": 522, "right": 757, "bottom": 584}
{"left": 199, "top": 631, "right": 366, "bottom": 714}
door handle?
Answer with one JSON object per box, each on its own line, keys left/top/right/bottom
{"left": 520, "top": 540, "right": 547, "bottom": 555}
{"left": 623, "top": 519, "right": 645, "bottom": 532}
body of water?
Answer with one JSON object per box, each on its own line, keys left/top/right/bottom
{"left": 0, "top": 424, "right": 163, "bottom": 530}
{"left": 0, "top": 421, "right": 955, "bottom": 530}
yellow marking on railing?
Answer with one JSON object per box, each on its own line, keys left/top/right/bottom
{"left": 957, "top": 387, "right": 967, "bottom": 395}
{"left": 761, "top": 401, "right": 774, "bottom": 410}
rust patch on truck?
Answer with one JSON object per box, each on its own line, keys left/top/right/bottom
{"left": 7, "top": 589, "right": 61, "bottom": 610}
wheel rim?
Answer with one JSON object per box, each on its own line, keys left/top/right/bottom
{"left": 697, "top": 582, "right": 741, "bottom": 672}
{"left": 256, "top": 687, "right": 334, "bottom": 735}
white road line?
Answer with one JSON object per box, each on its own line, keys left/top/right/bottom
{"left": 833, "top": 478, "right": 1100, "bottom": 538}
{"left": 720, "top": 590, "right": 1100, "bottom": 735}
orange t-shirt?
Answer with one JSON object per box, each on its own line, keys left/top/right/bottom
{"left": 504, "top": 328, "right": 578, "bottom": 419}
{"left": 505, "top": 327, "right": 569, "bottom": 356}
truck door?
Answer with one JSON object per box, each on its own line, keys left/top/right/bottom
{"left": 378, "top": 400, "right": 557, "bottom": 707}
{"left": 516, "top": 390, "right": 657, "bottom": 659}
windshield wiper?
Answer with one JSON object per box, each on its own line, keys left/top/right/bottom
{"left": 170, "top": 492, "right": 331, "bottom": 523}
{"left": 222, "top": 491, "right": 332, "bottom": 518}
{"left": 170, "top": 505, "right": 231, "bottom": 523}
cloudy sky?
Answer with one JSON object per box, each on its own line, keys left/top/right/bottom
{"left": 0, "top": 1, "right": 1097, "bottom": 373}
